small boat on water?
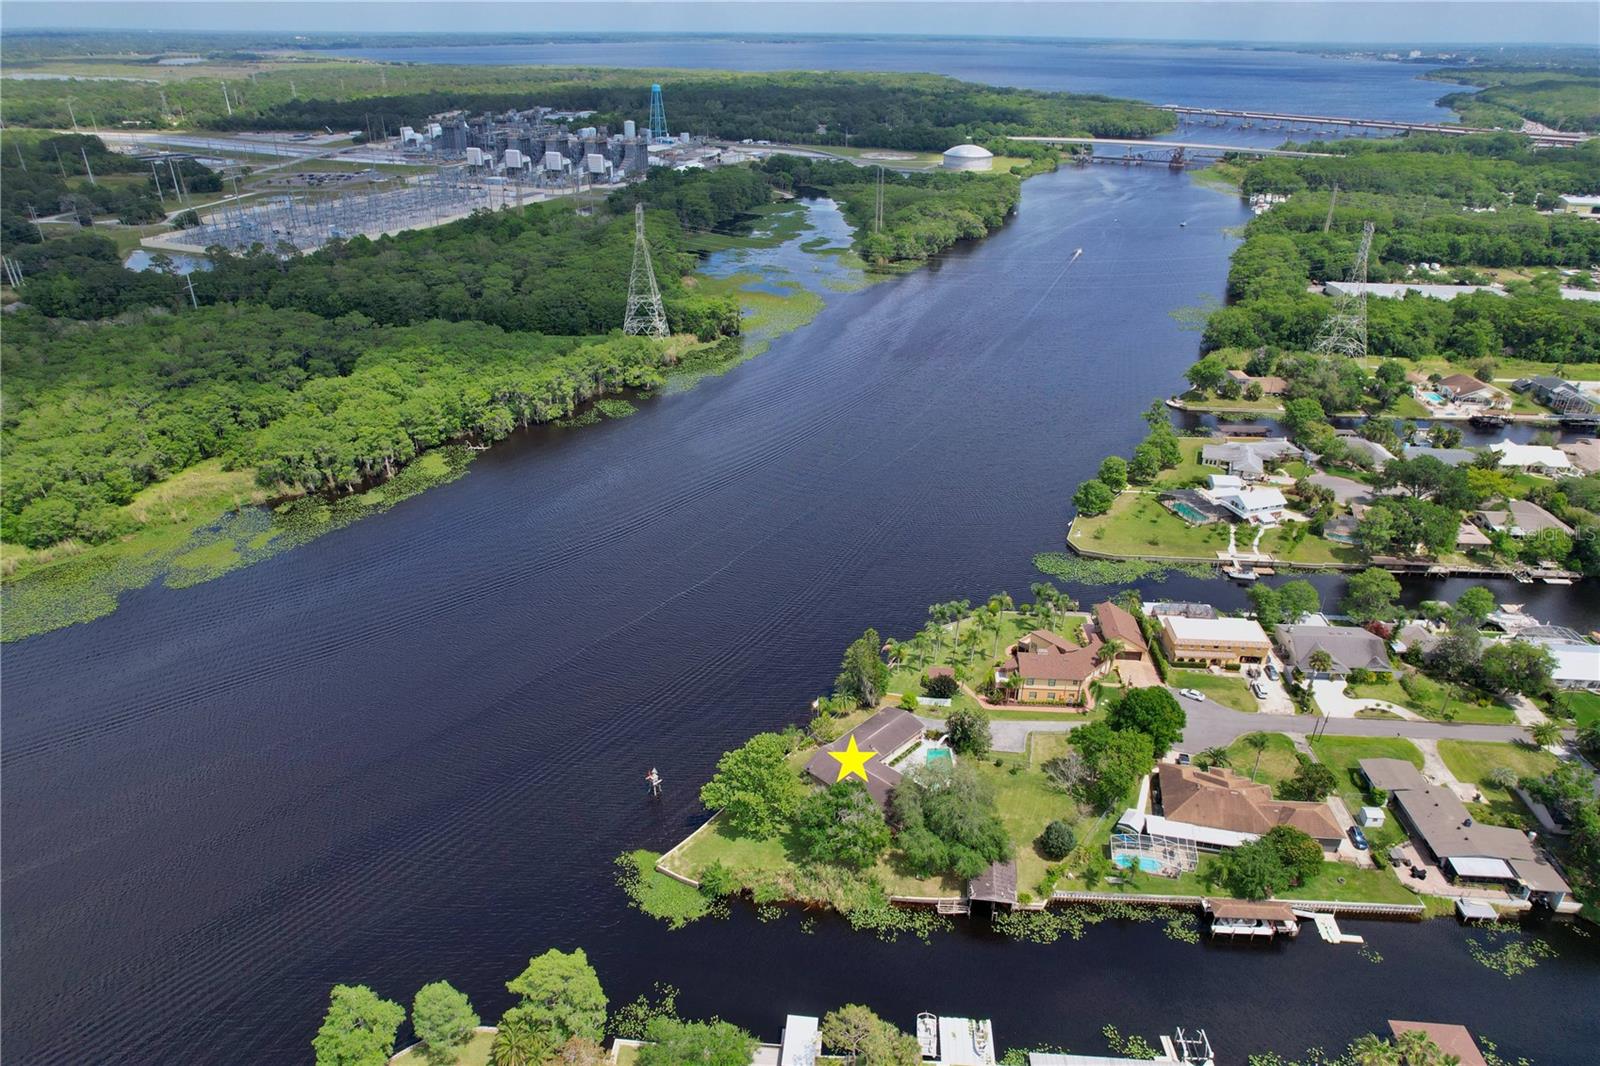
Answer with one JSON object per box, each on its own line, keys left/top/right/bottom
{"left": 1070, "top": 247, "right": 1083, "bottom": 262}
{"left": 1223, "top": 565, "right": 1258, "bottom": 582}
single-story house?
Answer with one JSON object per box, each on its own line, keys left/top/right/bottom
{"left": 803, "top": 706, "right": 924, "bottom": 808}
{"left": 1199, "top": 438, "right": 1303, "bottom": 480}
{"left": 1226, "top": 368, "right": 1289, "bottom": 395}
{"left": 1394, "top": 622, "right": 1443, "bottom": 656}
{"left": 1339, "top": 434, "right": 1395, "bottom": 466}
{"left": 1152, "top": 763, "right": 1343, "bottom": 854}
{"left": 1362, "top": 758, "right": 1572, "bottom": 906}
{"left": 1402, "top": 444, "right": 1478, "bottom": 467}
{"left": 1456, "top": 522, "right": 1493, "bottom": 550}
{"left": 1540, "top": 642, "right": 1600, "bottom": 691}
{"left": 998, "top": 629, "right": 1108, "bottom": 708}
{"left": 1489, "top": 440, "right": 1574, "bottom": 476}
{"left": 1556, "top": 193, "right": 1600, "bottom": 216}
{"left": 1558, "top": 437, "right": 1600, "bottom": 473}
{"left": 1159, "top": 615, "right": 1272, "bottom": 666}
{"left": 1474, "top": 499, "right": 1573, "bottom": 538}
{"left": 1437, "top": 374, "right": 1507, "bottom": 407}
{"left": 1522, "top": 375, "right": 1594, "bottom": 415}
{"left": 1213, "top": 486, "right": 1289, "bottom": 525}
{"left": 1275, "top": 624, "right": 1391, "bottom": 678}
{"left": 1093, "top": 600, "right": 1149, "bottom": 662}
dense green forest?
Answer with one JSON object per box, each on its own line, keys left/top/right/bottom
{"left": 0, "top": 64, "right": 1173, "bottom": 147}
{"left": 1, "top": 131, "right": 220, "bottom": 241}
{"left": 1203, "top": 135, "right": 1600, "bottom": 362}
{"left": 2, "top": 193, "right": 738, "bottom": 553}
{"left": 1425, "top": 68, "right": 1600, "bottom": 133}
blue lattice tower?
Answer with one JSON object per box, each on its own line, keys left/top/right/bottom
{"left": 648, "top": 83, "right": 668, "bottom": 143}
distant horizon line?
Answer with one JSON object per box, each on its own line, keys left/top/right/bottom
{"left": 1, "top": 28, "right": 1584, "bottom": 50}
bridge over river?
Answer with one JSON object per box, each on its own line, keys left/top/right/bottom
{"left": 1163, "top": 105, "right": 1591, "bottom": 147}
{"left": 1008, "top": 135, "right": 1334, "bottom": 165}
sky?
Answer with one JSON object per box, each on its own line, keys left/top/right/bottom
{"left": 2, "top": 1, "right": 1597, "bottom": 47}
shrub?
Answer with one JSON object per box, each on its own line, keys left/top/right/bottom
{"left": 1037, "top": 820, "right": 1078, "bottom": 861}
{"left": 921, "top": 672, "right": 960, "bottom": 699}
{"left": 945, "top": 708, "right": 993, "bottom": 757}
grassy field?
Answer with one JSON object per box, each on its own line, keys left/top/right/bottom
{"left": 1437, "top": 740, "right": 1561, "bottom": 804}
{"left": 1082, "top": 850, "right": 1414, "bottom": 904}
{"left": 975, "top": 752, "right": 1082, "bottom": 893}
{"left": 1223, "top": 732, "right": 1301, "bottom": 786}
{"left": 1172, "top": 669, "right": 1258, "bottom": 713}
{"left": 1345, "top": 670, "right": 1516, "bottom": 725}
{"left": 391, "top": 1031, "right": 495, "bottom": 1066}
{"left": 1069, "top": 492, "right": 1233, "bottom": 559}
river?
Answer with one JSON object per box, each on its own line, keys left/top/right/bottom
{"left": 4, "top": 43, "right": 1599, "bottom": 1066}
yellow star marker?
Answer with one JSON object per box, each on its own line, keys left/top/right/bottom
{"left": 828, "top": 734, "right": 877, "bottom": 783}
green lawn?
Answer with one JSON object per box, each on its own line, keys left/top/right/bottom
{"left": 1151, "top": 442, "right": 1217, "bottom": 490}
{"left": 1075, "top": 851, "right": 1413, "bottom": 904}
{"left": 1553, "top": 690, "right": 1600, "bottom": 729}
{"left": 887, "top": 610, "right": 1088, "bottom": 700}
{"left": 1257, "top": 524, "right": 1359, "bottom": 564}
{"left": 975, "top": 752, "right": 1082, "bottom": 893}
{"left": 1069, "top": 492, "right": 1234, "bottom": 560}
{"left": 1223, "top": 733, "right": 1301, "bottom": 786}
{"left": 1345, "top": 669, "right": 1516, "bottom": 725}
{"left": 392, "top": 1030, "right": 495, "bottom": 1066}
{"left": 1309, "top": 735, "right": 1424, "bottom": 812}
{"left": 1172, "top": 669, "right": 1258, "bottom": 713}
{"left": 1437, "top": 740, "right": 1562, "bottom": 803}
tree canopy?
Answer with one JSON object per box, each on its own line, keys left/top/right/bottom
{"left": 502, "top": 949, "right": 608, "bottom": 1045}
{"left": 312, "top": 984, "right": 406, "bottom": 1066}
{"left": 698, "top": 732, "right": 805, "bottom": 839}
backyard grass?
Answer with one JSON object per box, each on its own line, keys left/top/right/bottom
{"left": 1345, "top": 669, "right": 1516, "bottom": 725}
{"left": 1069, "top": 492, "right": 1234, "bottom": 560}
{"left": 1223, "top": 732, "right": 1301, "bottom": 786}
{"left": 1309, "top": 735, "right": 1424, "bottom": 813}
{"left": 391, "top": 1030, "right": 495, "bottom": 1066}
{"left": 1075, "top": 851, "right": 1412, "bottom": 904}
{"left": 1172, "top": 669, "right": 1258, "bottom": 713}
{"left": 1258, "top": 524, "right": 1361, "bottom": 565}
{"left": 1151, "top": 442, "right": 1217, "bottom": 490}
{"left": 974, "top": 752, "right": 1081, "bottom": 893}
{"left": 1552, "top": 690, "right": 1600, "bottom": 729}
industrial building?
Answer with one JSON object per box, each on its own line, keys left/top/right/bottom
{"left": 942, "top": 143, "right": 994, "bottom": 171}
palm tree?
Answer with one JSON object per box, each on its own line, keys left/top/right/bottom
{"left": 928, "top": 603, "right": 953, "bottom": 658}
{"left": 986, "top": 591, "right": 1013, "bottom": 656}
{"left": 1243, "top": 732, "right": 1271, "bottom": 782}
{"left": 950, "top": 598, "right": 972, "bottom": 643}
{"left": 888, "top": 640, "right": 913, "bottom": 668}
{"left": 1347, "top": 1034, "right": 1402, "bottom": 1066}
{"left": 1095, "top": 638, "right": 1126, "bottom": 667}
{"left": 1030, "top": 581, "right": 1058, "bottom": 628}
{"left": 493, "top": 1019, "right": 546, "bottom": 1066}
{"left": 1528, "top": 720, "right": 1562, "bottom": 750}
{"left": 1197, "top": 745, "right": 1230, "bottom": 770}
{"left": 1308, "top": 649, "right": 1336, "bottom": 676}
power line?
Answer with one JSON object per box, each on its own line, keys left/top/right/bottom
{"left": 1312, "top": 220, "right": 1374, "bottom": 359}
{"left": 623, "top": 203, "right": 669, "bottom": 338}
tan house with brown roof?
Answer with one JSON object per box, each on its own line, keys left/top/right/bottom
{"left": 1092, "top": 601, "right": 1148, "bottom": 662}
{"left": 1437, "top": 373, "right": 1507, "bottom": 408}
{"left": 998, "top": 629, "right": 1108, "bottom": 707}
{"left": 1227, "top": 368, "right": 1289, "bottom": 395}
{"left": 1156, "top": 763, "right": 1343, "bottom": 854}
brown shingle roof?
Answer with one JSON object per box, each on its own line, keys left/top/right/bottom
{"left": 1205, "top": 899, "right": 1297, "bottom": 921}
{"left": 1159, "top": 764, "right": 1341, "bottom": 844}
{"left": 1093, "top": 601, "right": 1148, "bottom": 653}
{"left": 1387, "top": 1022, "right": 1488, "bottom": 1066}
{"left": 1007, "top": 629, "right": 1103, "bottom": 683}
{"left": 803, "top": 708, "right": 924, "bottom": 807}
{"left": 1440, "top": 373, "right": 1497, "bottom": 398}
{"left": 968, "top": 859, "right": 1018, "bottom": 905}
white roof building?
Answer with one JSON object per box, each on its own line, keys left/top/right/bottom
{"left": 1214, "top": 486, "right": 1288, "bottom": 524}
{"left": 1489, "top": 440, "right": 1573, "bottom": 473}
{"left": 1544, "top": 642, "right": 1600, "bottom": 690}
{"left": 1161, "top": 615, "right": 1272, "bottom": 648}
{"left": 1324, "top": 280, "right": 1504, "bottom": 301}
{"left": 779, "top": 1016, "right": 820, "bottom": 1066}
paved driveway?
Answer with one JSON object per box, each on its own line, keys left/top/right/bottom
{"left": 1310, "top": 678, "right": 1422, "bottom": 720}
{"left": 1308, "top": 473, "right": 1373, "bottom": 505}
{"left": 1178, "top": 701, "right": 1529, "bottom": 750}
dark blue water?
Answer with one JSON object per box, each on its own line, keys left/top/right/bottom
{"left": 5, "top": 44, "right": 1596, "bottom": 1066}
{"left": 326, "top": 37, "right": 1461, "bottom": 122}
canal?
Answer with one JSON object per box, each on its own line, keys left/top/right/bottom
{"left": 5, "top": 158, "right": 1598, "bottom": 1064}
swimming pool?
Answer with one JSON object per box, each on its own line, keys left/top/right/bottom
{"left": 1114, "top": 854, "right": 1163, "bottom": 873}
{"left": 925, "top": 747, "right": 952, "bottom": 765}
{"left": 1171, "top": 502, "right": 1208, "bottom": 524}
{"left": 1421, "top": 391, "right": 1446, "bottom": 405}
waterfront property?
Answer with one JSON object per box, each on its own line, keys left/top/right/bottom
{"left": 998, "top": 629, "right": 1109, "bottom": 707}
{"left": 1386, "top": 1022, "right": 1487, "bottom": 1066}
{"left": 1225, "top": 368, "right": 1288, "bottom": 395}
{"left": 1435, "top": 374, "right": 1508, "bottom": 409}
{"left": 1158, "top": 615, "right": 1272, "bottom": 667}
{"left": 1130, "top": 762, "right": 1343, "bottom": 855}
{"left": 1359, "top": 758, "right": 1572, "bottom": 908}
{"left": 1473, "top": 499, "right": 1573, "bottom": 538}
{"left": 1514, "top": 375, "right": 1596, "bottom": 415}
{"left": 1198, "top": 438, "right": 1303, "bottom": 481}
{"left": 1488, "top": 440, "right": 1574, "bottom": 476}
{"left": 918, "top": 1014, "right": 997, "bottom": 1066}
{"left": 1273, "top": 624, "right": 1391, "bottom": 680}
{"left": 1093, "top": 600, "right": 1149, "bottom": 663}
{"left": 1203, "top": 898, "right": 1301, "bottom": 939}
{"left": 1212, "top": 486, "right": 1289, "bottom": 525}
{"left": 803, "top": 706, "right": 924, "bottom": 807}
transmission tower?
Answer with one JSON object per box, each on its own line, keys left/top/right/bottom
{"left": 1312, "top": 220, "right": 1375, "bottom": 358}
{"left": 1321, "top": 181, "right": 1339, "bottom": 233}
{"left": 623, "top": 203, "right": 669, "bottom": 338}
{"left": 648, "top": 83, "right": 668, "bottom": 143}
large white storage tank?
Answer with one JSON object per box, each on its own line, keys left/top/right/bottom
{"left": 941, "top": 144, "right": 994, "bottom": 171}
{"left": 623, "top": 119, "right": 637, "bottom": 139}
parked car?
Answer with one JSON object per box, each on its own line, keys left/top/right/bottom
{"left": 1175, "top": 752, "right": 1192, "bottom": 765}
{"left": 1179, "top": 688, "right": 1204, "bottom": 702}
{"left": 1250, "top": 681, "right": 1268, "bottom": 699}
{"left": 1265, "top": 663, "right": 1280, "bottom": 681}
{"left": 1347, "top": 825, "right": 1370, "bottom": 850}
